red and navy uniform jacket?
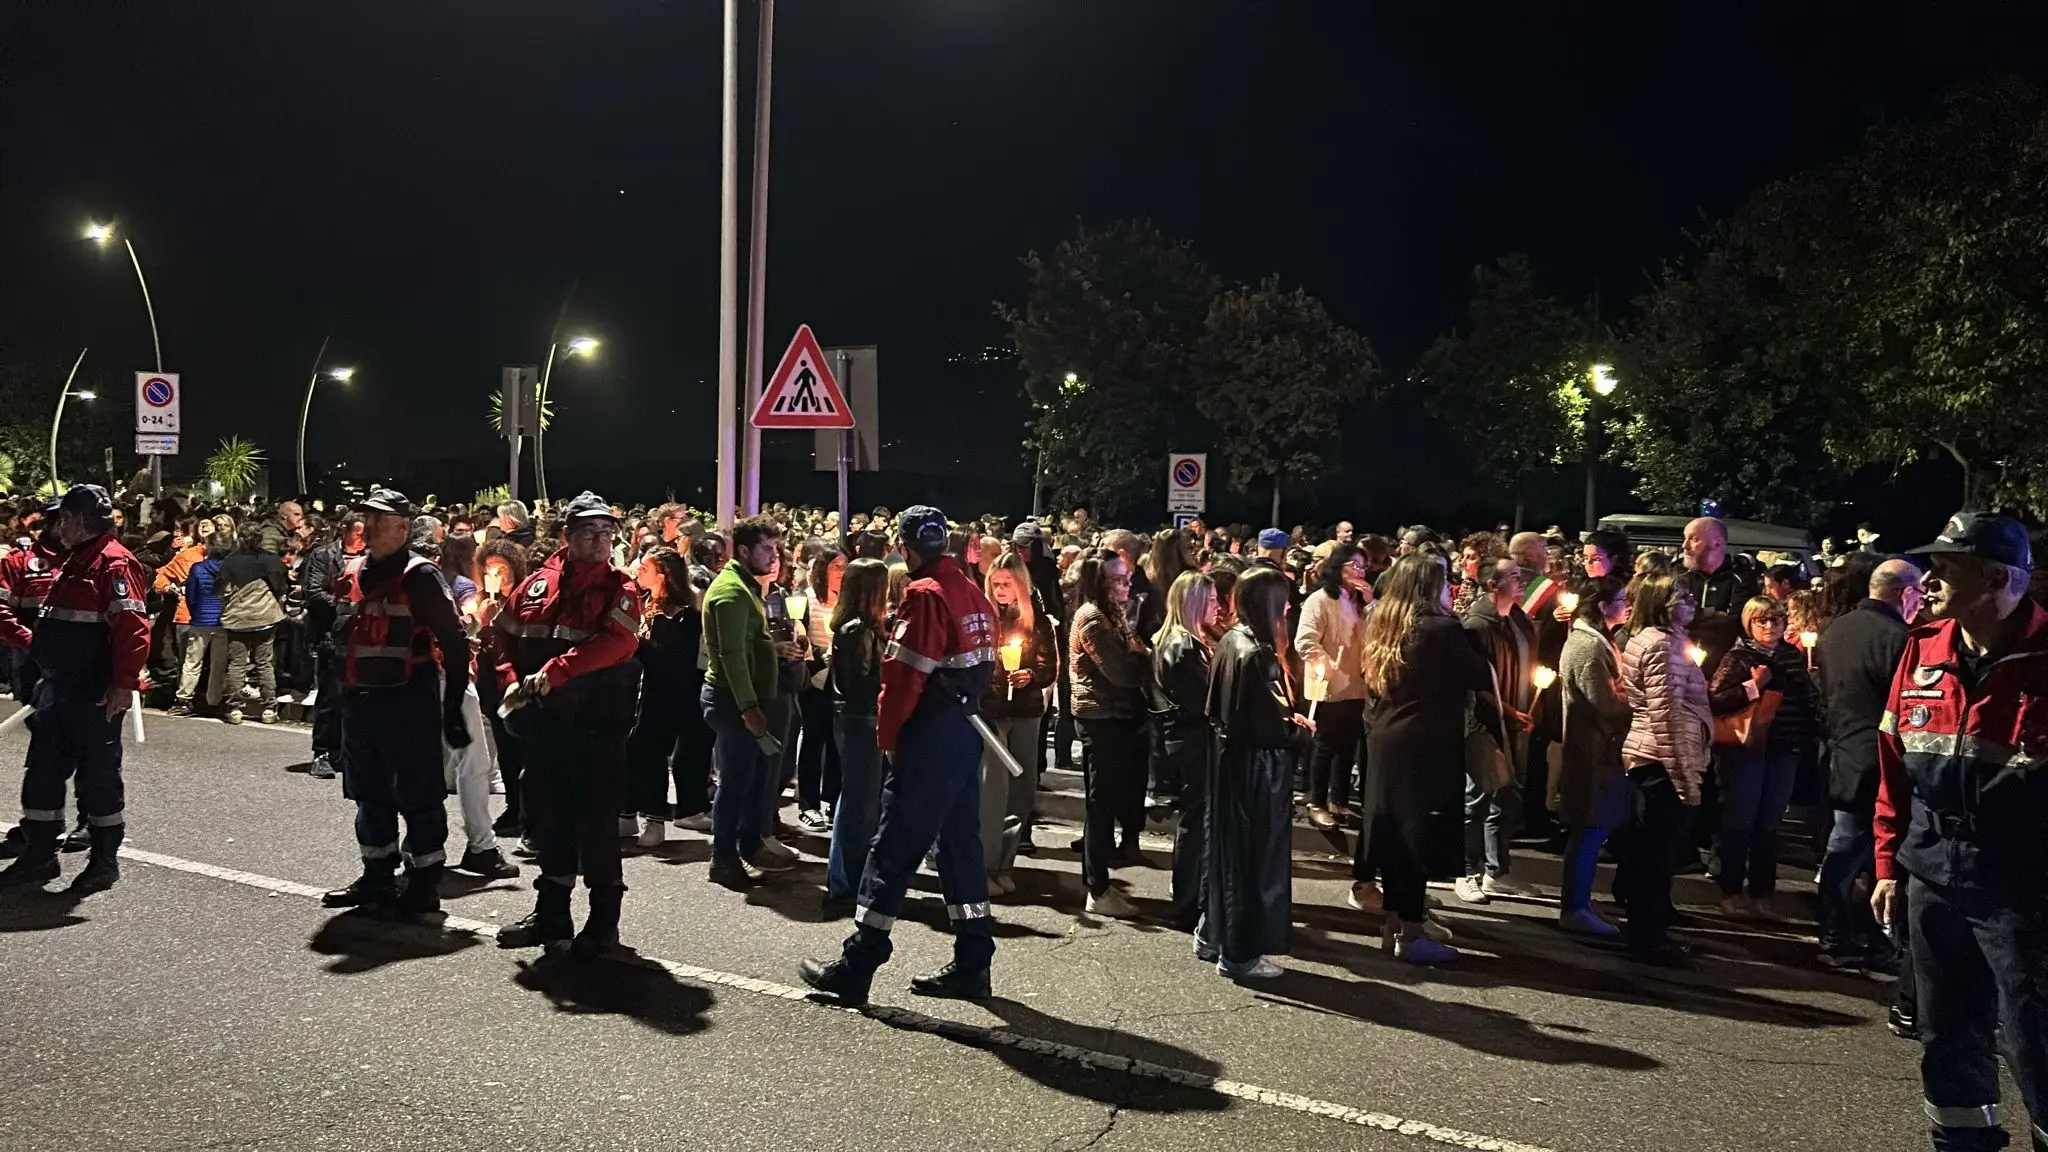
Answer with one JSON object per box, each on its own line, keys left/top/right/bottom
{"left": 878, "top": 555, "right": 997, "bottom": 752}
{"left": 1875, "top": 601, "right": 2048, "bottom": 895}
{"left": 27, "top": 532, "right": 150, "bottom": 703}
{"left": 494, "top": 547, "right": 643, "bottom": 724}
{"left": 0, "top": 537, "right": 64, "bottom": 651}
{"left": 337, "top": 552, "right": 442, "bottom": 689}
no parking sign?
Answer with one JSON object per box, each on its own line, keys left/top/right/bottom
{"left": 1167, "top": 452, "right": 1206, "bottom": 515}
{"left": 135, "top": 372, "right": 181, "bottom": 434}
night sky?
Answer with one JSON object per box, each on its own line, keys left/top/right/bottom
{"left": 3, "top": 2, "right": 2038, "bottom": 522}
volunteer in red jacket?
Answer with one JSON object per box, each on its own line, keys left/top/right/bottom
{"left": 1872, "top": 512, "right": 2048, "bottom": 1152}
{"left": 493, "top": 491, "right": 643, "bottom": 958}
{"left": 0, "top": 500, "right": 70, "bottom": 860}
{"left": 802, "top": 505, "right": 999, "bottom": 1005}
{"left": 318, "top": 489, "right": 472, "bottom": 915}
{"left": 0, "top": 485, "right": 148, "bottom": 894}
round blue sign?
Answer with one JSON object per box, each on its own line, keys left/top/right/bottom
{"left": 1173, "top": 459, "right": 1201, "bottom": 488}
{"left": 143, "top": 378, "right": 174, "bottom": 407}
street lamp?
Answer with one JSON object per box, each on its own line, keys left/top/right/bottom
{"left": 297, "top": 333, "right": 356, "bottom": 496}
{"left": 85, "top": 221, "right": 166, "bottom": 494}
{"left": 49, "top": 348, "right": 93, "bottom": 496}
{"left": 1584, "top": 363, "right": 1618, "bottom": 532}
{"left": 534, "top": 335, "right": 598, "bottom": 503}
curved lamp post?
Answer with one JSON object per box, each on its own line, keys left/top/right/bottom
{"left": 533, "top": 335, "right": 597, "bottom": 504}
{"left": 1583, "top": 362, "right": 1618, "bottom": 532}
{"left": 49, "top": 348, "right": 93, "bottom": 495}
{"left": 85, "top": 222, "right": 164, "bottom": 494}
{"left": 296, "top": 333, "right": 355, "bottom": 496}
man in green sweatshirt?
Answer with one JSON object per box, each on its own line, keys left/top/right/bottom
{"left": 701, "top": 516, "right": 793, "bottom": 885}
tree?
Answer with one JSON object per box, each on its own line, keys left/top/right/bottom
{"left": 1412, "top": 255, "right": 1594, "bottom": 529}
{"left": 1000, "top": 219, "right": 1220, "bottom": 519}
{"left": 1194, "top": 276, "right": 1379, "bottom": 524}
{"left": 205, "top": 436, "right": 265, "bottom": 502}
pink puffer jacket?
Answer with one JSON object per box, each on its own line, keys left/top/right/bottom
{"left": 1620, "top": 625, "right": 1713, "bottom": 805}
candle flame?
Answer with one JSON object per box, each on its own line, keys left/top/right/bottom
{"left": 1533, "top": 665, "right": 1557, "bottom": 691}
{"left": 1686, "top": 644, "right": 1707, "bottom": 666}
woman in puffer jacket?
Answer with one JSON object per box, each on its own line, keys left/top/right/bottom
{"left": 1617, "top": 570, "right": 1712, "bottom": 966}
{"left": 1705, "top": 596, "right": 1818, "bottom": 921}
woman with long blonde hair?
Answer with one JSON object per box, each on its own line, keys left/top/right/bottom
{"left": 1152, "top": 570, "right": 1219, "bottom": 930}
{"left": 976, "top": 550, "right": 1056, "bottom": 893}
{"left": 1356, "top": 553, "right": 1495, "bottom": 964}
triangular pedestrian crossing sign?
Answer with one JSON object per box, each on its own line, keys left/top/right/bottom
{"left": 750, "top": 324, "right": 854, "bottom": 429}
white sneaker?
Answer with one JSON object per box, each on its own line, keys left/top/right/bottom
{"left": 1346, "top": 882, "right": 1384, "bottom": 913}
{"left": 1560, "top": 908, "right": 1621, "bottom": 937}
{"left": 636, "top": 819, "right": 666, "bottom": 849}
{"left": 674, "top": 813, "right": 713, "bottom": 833}
{"left": 1482, "top": 874, "right": 1538, "bottom": 899}
{"left": 1454, "top": 875, "right": 1490, "bottom": 905}
{"left": 1085, "top": 887, "right": 1138, "bottom": 919}
{"left": 1221, "top": 957, "right": 1283, "bottom": 980}
{"left": 756, "top": 837, "right": 800, "bottom": 864}
{"left": 617, "top": 816, "right": 639, "bottom": 838}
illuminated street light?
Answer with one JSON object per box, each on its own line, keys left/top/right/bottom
{"left": 297, "top": 335, "right": 355, "bottom": 495}
{"left": 84, "top": 222, "right": 114, "bottom": 244}
{"left": 1591, "top": 363, "right": 1618, "bottom": 397}
{"left": 83, "top": 218, "right": 166, "bottom": 493}
{"left": 535, "top": 334, "right": 601, "bottom": 502}
{"left": 50, "top": 348, "right": 92, "bottom": 495}
{"left": 1584, "top": 363, "right": 1619, "bottom": 531}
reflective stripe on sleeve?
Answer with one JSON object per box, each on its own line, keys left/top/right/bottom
{"left": 885, "top": 640, "right": 938, "bottom": 674}
{"left": 1924, "top": 1101, "right": 1998, "bottom": 1128}
{"left": 607, "top": 608, "right": 637, "bottom": 633}
{"left": 107, "top": 598, "right": 147, "bottom": 616}
{"left": 854, "top": 904, "right": 896, "bottom": 931}
{"left": 352, "top": 646, "right": 416, "bottom": 660}
{"left": 501, "top": 622, "right": 593, "bottom": 642}
{"left": 40, "top": 606, "right": 106, "bottom": 625}
{"left": 946, "top": 901, "right": 991, "bottom": 921}
{"left": 1879, "top": 710, "right": 1897, "bottom": 735}
{"left": 1898, "top": 731, "right": 2030, "bottom": 766}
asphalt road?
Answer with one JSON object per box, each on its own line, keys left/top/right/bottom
{"left": 0, "top": 708, "right": 1997, "bottom": 1152}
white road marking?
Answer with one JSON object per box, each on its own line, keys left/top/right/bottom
{"left": 94, "top": 839, "right": 1556, "bottom": 1152}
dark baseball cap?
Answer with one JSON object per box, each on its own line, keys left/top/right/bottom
{"left": 898, "top": 505, "right": 949, "bottom": 551}
{"left": 57, "top": 484, "right": 113, "bottom": 519}
{"left": 1909, "top": 512, "right": 2032, "bottom": 569}
{"left": 1012, "top": 519, "right": 1046, "bottom": 548}
{"left": 360, "top": 488, "right": 413, "bottom": 516}
{"left": 562, "top": 490, "right": 617, "bottom": 522}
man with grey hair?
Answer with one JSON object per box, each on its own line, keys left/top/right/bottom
{"left": 1814, "top": 557, "right": 1923, "bottom": 976}
{"left": 1873, "top": 513, "right": 2048, "bottom": 1151}
{"left": 496, "top": 499, "right": 534, "bottom": 547}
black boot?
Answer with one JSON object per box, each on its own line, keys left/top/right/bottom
{"left": 0, "top": 823, "right": 24, "bottom": 859}
{"left": 395, "top": 864, "right": 443, "bottom": 915}
{"left": 498, "top": 882, "right": 575, "bottom": 951}
{"left": 798, "top": 957, "right": 873, "bottom": 1007}
{"left": 909, "top": 960, "right": 991, "bottom": 1001}
{"left": 571, "top": 885, "right": 625, "bottom": 959}
{"left": 0, "top": 820, "right": 62, "bottom": 889}
{"left": 66, "top": 825, "right": 123, "bottom": 896}
{"left": 62, "top": 821, "right": 92, "bottom": 853}
{"left": 321, "top": 863, "right": 399, "bottom": 908}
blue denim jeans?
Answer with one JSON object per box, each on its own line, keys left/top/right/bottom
{"left": 1817, "top": 809, "right": 1877, "bottom": 950}
{"left": 1718, "top": 749, "right": 1800, "bottom": 898}
{"left": 701, "top": 682, "right": 766, "bottom": 866}
{"left": 1560, "top": 826, "right": 1609, "bottom": 915}
{"left": 826, "top": 713, "right": 882, "bottom": 900}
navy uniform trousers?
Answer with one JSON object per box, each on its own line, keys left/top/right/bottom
{"left": 842, "top": 706, "right": 995, "bottom": 974}
{"left": 339, "top": 675, "right": 447, "bottom": 873}
{"left": 21, "top": 689, "right": 124, "bottom": 835}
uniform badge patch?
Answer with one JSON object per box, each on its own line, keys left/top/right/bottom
{"left": 1913, "top": 665, "right": 1944, "bottom": 687}
{"left": 527, "top": 575, "right": 549, "bottom": 598}
{"left": 621, "top": 595, "right": 635, "bottom": 613}
{"left": 114, "top": 578, "right": 128, "bottom": 597}
{"left": 1907, "top": 705, "right": 1931, "bottom": 729}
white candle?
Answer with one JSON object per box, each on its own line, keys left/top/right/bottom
{"left": 1533, "top": 665, "right": 1557, "bottom": 691}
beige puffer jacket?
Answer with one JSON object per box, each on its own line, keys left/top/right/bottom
{"left": 1620, "top": 625, "right": 1713, "bottom": 805}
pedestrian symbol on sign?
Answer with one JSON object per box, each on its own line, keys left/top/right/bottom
{"left": 777, "top": 365, "right": 833, "bottom": 415}
{"left": 751, "top": 325, "right": 855, "bottom": 429}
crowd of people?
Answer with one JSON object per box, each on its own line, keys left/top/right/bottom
{"left": 3, "top": 482, "right": 2045, "bottom": 1150}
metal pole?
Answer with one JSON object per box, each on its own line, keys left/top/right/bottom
{"left": 297, "top": 333, "right": 331, "bottom": 497}
{"left": 741, "top": 0, "right": 776, "bottom": 517}
{"left": 714, "top": 0, "right": 743, "bottom": 531}
{"left": 125, "top": 238, "right": 164, "bottom": 496}
{"left": 50, "top": 348, "right": 89, "bottom": 496}
{"left": 834, "top": 349, "right": 851, "bottom": 551}
{"left": 1582, "top": 394, "right": 1598, "bottom": 533}
{"left": 507, "top": 430, "right": 521, "bottom": 506}
{"left": 1031, "top": 443, "right": 1046, "bottom": 520}
{"left": 534, "top": 340, "right": 560, "bottom": 505}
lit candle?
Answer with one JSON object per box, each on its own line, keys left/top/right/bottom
{"left": 1001, "top": 635, "right": 1024, "bottom": 700}
{"left": 1799, "top": 628, "right": 1818, "bottom": 650}
{"left": 1686, "top": 644, "right": 1708, "bottom": 667}
{"left": 1305, "top": 657, "right": 1330, "bottom": 723}
{"left": 1533, "top": 665, "right": 1557, "bottom": 691}
{"left": 1557, "top": 591, "right": 1579, "bottom": 615}
{"left": 784, "top": 592, "right": 809, "bottom": 623}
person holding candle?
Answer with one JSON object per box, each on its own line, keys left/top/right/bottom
{"left": 978, "top": 552, "right": 1056, "bottom": 894}
{"left": 1555, "top": 575, "right": 1633, "bottom": 937}
{"left": 1068, "top": 548, "right": 1151, "bottom": 918}
{"left": 1705, "top": 596, "right": 1817, "bottom": 919}
{"left": 1153, "top": 570, "right": 1219, "bottom": 933}
{"left": 793, "top": 546, "right": 846, "bottom": 835}
{"left": 1617, "top": 571, "right": 1712, "bottom": 965}
{"left": 1294, "top": 544, "right": 1371, "bottom": 832}
{"left": 1458, "top": 557, "right": 1539, "bottom": 903}
{"left": 1202, "top": 566, "right": 1310, "bottom": 980}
